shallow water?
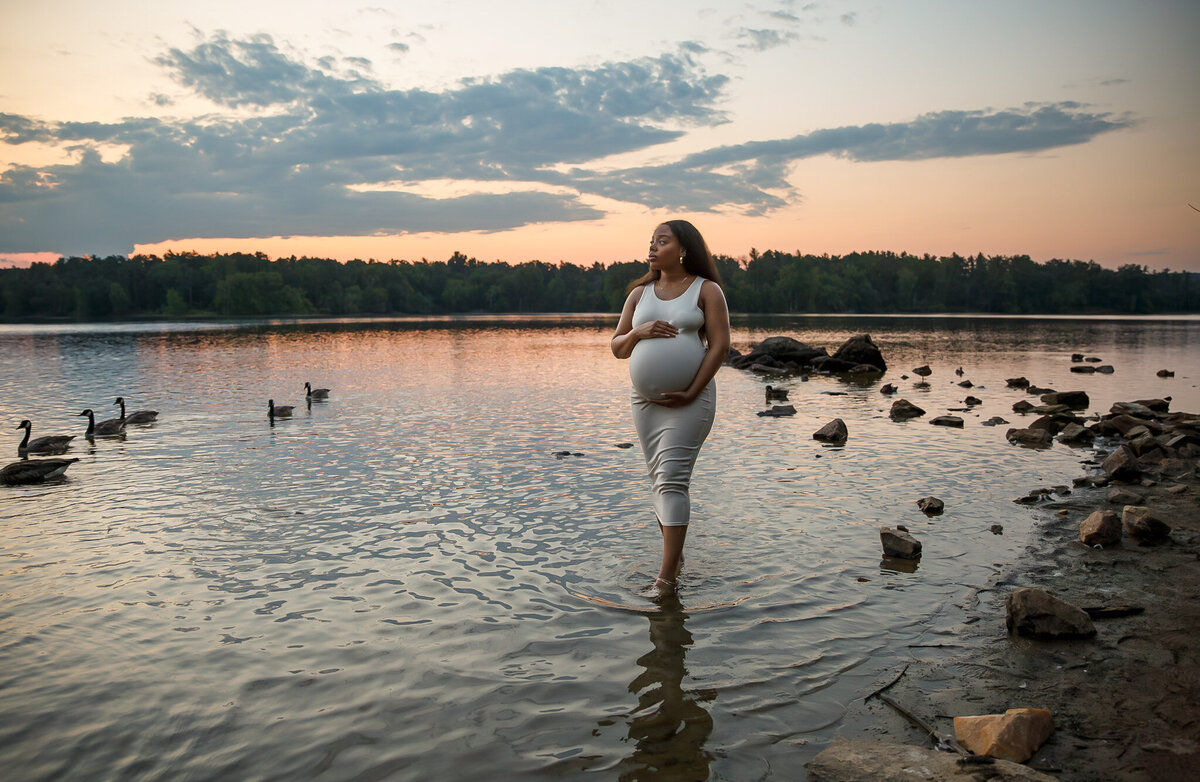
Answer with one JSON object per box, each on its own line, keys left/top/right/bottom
{"left": 1, "top": 314, "right": 1196, "bottom": 781}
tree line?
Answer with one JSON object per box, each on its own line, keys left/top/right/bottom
{"left": 1, "top": 249, "right": 1196, "bottom": 321}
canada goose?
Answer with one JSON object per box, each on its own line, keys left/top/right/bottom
{"left": 1, "top": 457, "right": 79, "bottom": 485}
{"left": 114, "top": 397, "right": 159, "bottom": 424}
{"left": 16, "top": 420, "right": 75, "bottom": 454}
{"left": 78, "top": 408, "right": 126, "bottom": 438}
{"left": 765, "top": 385, "right": 789, "bottom": 402}
{"left": 304, "top": 382, "right": 330, "bottom": 400}
{"left": 268, "top": 399, "right": 294, "bottom": 419}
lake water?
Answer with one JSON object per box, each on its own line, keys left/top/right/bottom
{"left": 1, "top": 314, "right": 1197, "bottom": 781}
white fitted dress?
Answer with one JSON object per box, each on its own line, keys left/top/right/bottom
{"left": 629, "top": 277, "right": 717, "bottom": 526}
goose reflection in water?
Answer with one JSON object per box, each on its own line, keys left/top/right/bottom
{"left": 616, "top": 595, "right": 715, "bottom": 781}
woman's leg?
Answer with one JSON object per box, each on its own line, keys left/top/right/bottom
{"left": 656, "top": 525, "right": 688, "bottom": 594}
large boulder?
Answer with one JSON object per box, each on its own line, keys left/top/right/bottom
{"left": 807, "top": 738, "right": 1057, "bottom": 782}
{"left": 832, "top": 334, "right": 887, "bottom": 371}
{"left": 1080, "top": 510, "right": 1122, "bottom": 546}
{"left": 812, "top": 418, "right": 848, "bottom": 443}
{"left": 749, "top": 336, "right": 827, "bottom": 366}
{"left": 889, "top": 399, "right": 925, "bottom": 420}
{"left": 953, "top": 709, "right": 1055, "bottom": 763}
{"left": 1006, "top": 587, "right": 1096, "bottom": 639}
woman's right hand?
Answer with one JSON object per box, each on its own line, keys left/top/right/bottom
{"left": 631, "top": 320, "right": 678, "bottom": 340}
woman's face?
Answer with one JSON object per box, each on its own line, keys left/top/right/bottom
{"left": 648, "top": 224, "right": 684, "bottom": 271}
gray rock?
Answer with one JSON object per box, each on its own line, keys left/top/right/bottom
{"left": 1006, "top": 587, "right": 1097, "bottom": 639}
{"left": 807, "top": 738, "right": 1058, "bottom": 782}
{"left": 1006, "top": 428, "right": 1053, "bottom": 448}
{"left": 916, "top": 496, "right": 944, "bottom": 515}
{"left": 982, "top": 416, "right": 1009, "bottom": 426}
{"left": 964, "top": 395, "right": 982, "bottom": 406}
{"left": 1085, "top": 356, "right": 1103, "bottom": 362}
{"left": 1028, "top": 415, "right": 1063, "bottom": 434}
{"left": 880, "top": 527, "right": 921, "bottom": 559}
{"left": 1110, "top": 401, "right": 1158, "bottom": 418}
{"left": 1122, "top": 505, "right": 1171, "bottom": 543}
{"left": 1012, "top": 400, "right": 1035, "bottom": 413}
{"left": 749, "top": 336, "right": 828, "bottom": 365}
{"left": 757, "top": 404, "right": 797, "bottom": 417}
{"left": 889, "top": 399, "right": 925, "bottom": 420}
{"left": 1096, "top": 364, "right": 1115, "bottom": 374}
{"left": 1080, "top": 510, "right": 1122, "bottom": 546}
{"left": 1057, "top": 423, "right": 1095, "bottom": 445}
{"left": 1071, "top": 353, "right": 1085, "bottom": 362}
{"left": 1132, "top": 398, "right": 1170, "bottom": 413}
{"left": 813, "top": 418, "right": 848, "bottom": 443}
{"left": 1040, "top": 390, "right": 1089, "bottom": 408}
{"left": 930, "top": 415, "right": 964, "bottom": 428}
{"left": 1107, "top": 487, "right": 1143, "bottom": 505}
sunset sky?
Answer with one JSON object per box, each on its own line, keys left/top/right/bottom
{"left": 1, "top": 0, "right": 1198, "bottom": 270}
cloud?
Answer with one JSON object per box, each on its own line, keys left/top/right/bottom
{"left": 736, "top": 28, "right": 800, "bottom": 51}
{"left": 0, "top": 33, "right": 1136, "bottom": 255}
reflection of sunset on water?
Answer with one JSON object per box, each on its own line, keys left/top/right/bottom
{"left": 0, "top": 315, "right": 1197, "bottom": 779}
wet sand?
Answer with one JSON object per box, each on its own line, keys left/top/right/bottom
{"left": 837, "top": 418, "right": 1200, "bottom": 780}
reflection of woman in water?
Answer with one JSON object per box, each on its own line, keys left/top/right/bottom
{"left": 611, "top": 220, "right": 730, "bottom": 597}
{"left": 618, "top": 594, "right": 715, "bottom": 780}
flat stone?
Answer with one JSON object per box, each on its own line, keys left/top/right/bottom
{"left": 1096, "top": 364, "right": 1115, "bottom": 374}
{"left": 757, "top": 404, "right": 797, "bottom": 417}
{"left": 1006, "top": 587, "right": 1096, "bottom": 639}
{"left": 1041, "top": 390, "right": 1089, "bottom": 408}
{"left": 930, "top": 415, "right": 964, "bottom": 428}
{"left": 807, "top": 738, "right": 1057, "bottom": 782}
{"left": 954, "top": 708, "right": 1055, "bottom": 763}
{"left": 1070, "top": 365, "right": 1097, "bottom": 374}
{"left": 1107, "top": 487, "right": 1144, "bottom": 505}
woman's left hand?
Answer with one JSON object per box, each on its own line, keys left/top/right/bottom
{"left": 649, "top": 391, "right": 696, "bottom": 407}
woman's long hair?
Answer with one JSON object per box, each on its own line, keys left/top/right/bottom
{"left": 625, "top": 220, "right": 724, "bottom": 294}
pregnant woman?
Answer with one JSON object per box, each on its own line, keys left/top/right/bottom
{"left": 611, "top": 220, "right": 730, "bottom": 598}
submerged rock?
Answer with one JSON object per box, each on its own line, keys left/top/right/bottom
{"left": 889, "top": 399, "right": 925, "bottom": 420}
{"left": 953, "top": 708, "right": 1055, "bottom": 764}
{"left": 982, "top": 416, "right": 1009, "bottom": 426}
{"left": 880, "top": 527, "right": 922, "bottom": 559}
{"left": 812, "top": 418, "right": 848, "bottom": 443}
{"left": 1006, "top": 587, "right": 1097, "bottom": 639}
{"left": 757, "top": 404, "right": 797, "bottom": 417}
{"left": 916, "top": 496, "right": 944, "bottom": 515}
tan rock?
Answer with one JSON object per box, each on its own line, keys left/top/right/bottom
{"left": 953, "top": 708, "right": 1054, "bottom": 763}
{"left": 1122, "top": 505, "right": 1172, "bottom": 542}
{"left": 1080, "top": 509, "right": 1122, "bottom": 547}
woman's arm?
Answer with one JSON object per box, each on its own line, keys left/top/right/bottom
{"left": 611, "top": 286, "right": 677, "bottom": 359}
{"left": 653, "top": 281, "right": 731, "bottom": 406}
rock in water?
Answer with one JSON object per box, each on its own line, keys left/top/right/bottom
{"left": 1006, "top": 587, "right": 1096, "bottom": 639}
{"left": 751, "top": 336, "right": 828, "bottom": 365}
{"left": 953, "top": 708, "right": 1055, "bottom": 763}
{"left": 879, "top": 383, "right": 896, "bottom": 395}
{"left": 1080, "top": 509, "right": 1122, "bottom": 546}
{"left": 880, "top": 527, "right": 921, "bottom": 559}
{"left": 1006, "top": 428, "right": 1053, "bottom": 448}
{"left": 831, "top": 333, "right": 887, "bottom": 371}
{"left": 912, "top": 364, "right": 932, "bottom": 376}
{"left": 1006, "top": 376, "right": 1030, "bottom": 388}
{"left": 888, "top": 399, "right": 925, "bottom": 420}
{"left": 930, "top": 415, "right": 964, "bottom": 428}
{"left": 1040, "top": 390, "right": 1089, "bottom": 408}
{"left": 757, "top": 404, "right": 797, "bottom": 417}
{"left": 1122, "top": 505, "right": 1171, "bottom": 543}
{"left": 1101, "top": 444, "right": 1140, "bottom": 481}
{"left": 916, "top": 496, "right": 944, "bottom": 515}
{"left": 812, "top": 418, "right": 848, "bottom": 443}
{"left": 1157, "top": 368, "right": 1174, "bottom": 377}
{"left": 807, "top": 738, "right": 1058, "bottom": 782}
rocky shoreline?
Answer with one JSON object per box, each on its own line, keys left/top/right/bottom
{"left": 728, "top": 335, "right": 1198, "bottom": 780}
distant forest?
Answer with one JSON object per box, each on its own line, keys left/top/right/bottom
{"left": 1, "top": 249, "right": 1197, "bottom": 320}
